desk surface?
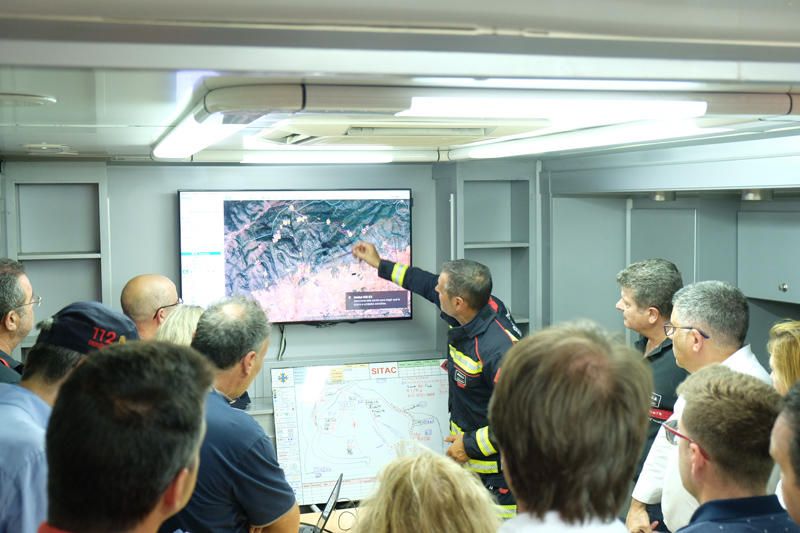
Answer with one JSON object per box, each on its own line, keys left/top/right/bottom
{"left": 299, "top": 509, "right": 357, "bottom": 533}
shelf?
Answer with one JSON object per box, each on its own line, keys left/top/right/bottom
{"left": 464, "top": 241, "right": 529, "bottom": 249}
{"left": 18, "top": 252, "right": 101, "bottom": 260}
{"left": 246, "top": 396, "right": 274, "bottom": 416}
{"left": 512, "top": 316, "right": 529, "bottom": 324}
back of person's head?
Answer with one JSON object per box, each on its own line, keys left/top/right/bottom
{"left": 440, "top": 259, "right": 491, "bottom": 310}
{"left": 191, "top": 296, "right": 270, "bottom": 369}
{"left": 0, "top": 258, "right": 26, "bottom": 318}
{"left": 489, "top": 320, "right": 651, "bottom": 523}
{"left": 672, "top": 280, "right": 749, "bottom": 349}
{"left": 355, "top": 448, "right": 501, "bottom": 533}
{"left": 679, "top": 364, "right": 781, "bottom": 490}
{"left": 46, "top": 341, "right": 213, "bottom": 533}
{"left": 120, "top": 274, "right": 178, "bottom": 322}
{"left": 769, "top": 320, "right": 800, "bottom": 395}
{"left": 22, "top": 301, "right": 139, "bottom": 384}
{"left": 776, "top": 383, "right": 800, "bottom": 522}
{"left": 616, "top": 258, "right": 683, "bottom": 317}
{"left": 155, "top": 304, "right": 204, "bottom": 346}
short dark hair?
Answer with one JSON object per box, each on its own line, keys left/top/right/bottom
{"left": 672, "top": 281, "right": 749, "bottom": 348}
{"left": 0, "top": 258, "right": 26, "bottom": 317}
{"left": 489, "top": 321, "right": 652, "bottom": 523}
{"left": 679, "top": 365, "right": 781, "bottom": 489}
{"left": 440, "top": 259, "right": 492, "bottom": 310}
{"left": 783, "top": 382, "right": 800, "bottom": 488}
{"left": 616, "top": 258, "right": 683, "bottom": 317}
{"left": 46, "top": 341, "right": 213, "bottom": 533}
{"left": 191, "top": 296, "right": 270, "bottom": 370}
{"left": 21, "top": 319, "right": 83, "bottom": 384}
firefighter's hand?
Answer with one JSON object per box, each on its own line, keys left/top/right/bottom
{"left": 352, "top": 241, "right": 381, "bottom": 269}
{"left": 444, "top": 434, "right": 469, "bottom": 464}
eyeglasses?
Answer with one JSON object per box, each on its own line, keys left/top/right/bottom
{"left": 153, "top": 298, "right": 182, "bottom": 320}
{"left": 14, "top": 295, "right": 42, "bottom": 310}
{"left": 663, "top": 322, "right": 710, "bottom": 339}
{"left": 661, "top": 419, "right": 710, "bottom": 460}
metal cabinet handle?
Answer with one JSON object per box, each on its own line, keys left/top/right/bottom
{"left": 779, "top": 283, "right": 790, "bottom": 293}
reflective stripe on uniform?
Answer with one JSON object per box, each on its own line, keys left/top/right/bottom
{"left": 450, "top": 420, "right": 462, "bottom": 435}
{"left": 465, "top": 458, "right": 499, "bottom": 474}
{"left": 391, "top": 263, "right": 409, "bottom": 286}
{"left": 497, "top": 505, "right": 517, "bottom": 519}
{"left": 449, "top": 345, "right": 482, "bottom": 375}
{"left": 476, "top": 426, "right": 497, "bottom": 456}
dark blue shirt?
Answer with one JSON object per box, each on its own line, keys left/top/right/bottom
{"left": 678, "top": 495, "right": 800, "bottom": 532}
{"left": 634, "top": 336, "right": 688, "bottom": 480}
{"left": 160, "top": 391, "right": 296, "bottom": 533}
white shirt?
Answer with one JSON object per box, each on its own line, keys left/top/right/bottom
{"left": 632, "top": 345, "right": 771, "bottom": 531}
{"left": 499, "top": 511, "right": 627, "bottom": 533}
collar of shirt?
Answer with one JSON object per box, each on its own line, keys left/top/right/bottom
{"left": 689, "top": 495, "right": 784, "bottom": 525}
{"left": 448, "top": 303, "right": 497, "bottom": 341}
{"left": 634, "top": 336, "right": 673, "bottom": 359}
{"left": 720, "top": 344, "right": 771, "bottom": 384}
{"left": 0, "top": 382, "right": 51, "bottom": 428}
{"left": 501, "top": 510, "right": 626, "bottom": 532}
{"left": 0, "top": 349, "right": 23, "bottom": 372}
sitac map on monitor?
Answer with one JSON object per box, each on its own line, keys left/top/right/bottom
{"left": 271, "top": 359, "right": 449, "bottom": 505}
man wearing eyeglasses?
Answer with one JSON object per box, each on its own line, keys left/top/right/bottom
{"left": 626, "top": 281, "right": 770, "bottom": 533}
{"left": 120, "top": 273, "right": 180, "bottom": 340}
{"left": 673, "top": 365, "right": 796, "bottom": 532}
{"left": 0, "top": 259, "right": 38, "bottom": 384}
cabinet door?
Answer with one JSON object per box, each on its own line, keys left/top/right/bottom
{"left": 738, "top": 211, "right": 800, "bottom": 304}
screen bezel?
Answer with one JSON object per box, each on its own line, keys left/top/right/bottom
{"left": 177, "top": 188, "right": 413, "bottom": 325}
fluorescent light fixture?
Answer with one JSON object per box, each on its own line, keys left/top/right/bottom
{"left": 451, "top": 120, "right": 730, "bottom": 159}
{"left": 412, "top": 78, "right": 714, "bottom": 92}
{"left": 397, "top": 96, "right": 707, "bottom": 122}
{"left": 193, "top": 147, "right": 439, "bottom": 164}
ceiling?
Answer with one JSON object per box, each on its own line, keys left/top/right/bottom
{"left": 2, "top": 3, "right": 800, "bottom": 163}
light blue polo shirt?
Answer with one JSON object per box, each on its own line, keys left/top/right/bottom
{"left": 0, "top": 383, "right": 51, "bottom": 533}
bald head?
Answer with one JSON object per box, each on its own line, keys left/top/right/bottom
{"left": 120, "top": 274, "right": 178, "bottom": 340}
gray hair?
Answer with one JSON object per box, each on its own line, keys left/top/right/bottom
{"left": 155, "top": 305, "right": 205, "bottom": 346}
{"left": 616, "top": 259, "right": 683, "bottom": 318}
{"left": 440, "top": 260, "right": 492, "bottom": 310}
{"left": 672, "top": 281, "right": 749, "bottom": 348}
{"left": 0, "top": 259, "right": 26, "bottom": 317}
{"left": 191, "top": 296, "right": 271, "bottom": 370}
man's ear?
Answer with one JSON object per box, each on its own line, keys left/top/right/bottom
{"left": 689, "top": 442, "right": 709, "bottom": 476}
{"left": 155, "top": 308, "right": 168, "bottom": 326}
{"left": 241, "top": 350, "right": 258, "bottom": 376}
{"left": 691, "top": 329, "right": 706, "bottom": 353}
{"left": 647, "top": 307, "right": 660, "bottom": 325}
{"left": 2, "top": 309, "right": 18, "bottom": 332}
{"left": 159, "top": 466, "right": 194, "bottom": 517}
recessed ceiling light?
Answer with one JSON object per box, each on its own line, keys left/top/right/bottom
{"left": 0, "top": 93, "right": 57, "bottom": 106}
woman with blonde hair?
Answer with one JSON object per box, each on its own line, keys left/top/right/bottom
{"left": 768, "top": 320, "right": 800, "bottom": 396}
{"left": 353, "top": 447, "right": 501, "bottom": 533}
{"left": 154, "top": 304, "right": 204, "bottom": 346}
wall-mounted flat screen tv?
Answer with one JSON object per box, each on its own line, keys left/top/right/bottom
{"left": 179, "top": 189, "right": 412, "bottom": 324}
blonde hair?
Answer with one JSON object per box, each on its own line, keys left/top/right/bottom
{"left": 154, "top": 305, "right": 204, "bottom": 346}
{"left": 354, "top": 448, "right": 501, "bottom": 533}
{"left": 769, "top": 320, "right": 800, "bottom": 395}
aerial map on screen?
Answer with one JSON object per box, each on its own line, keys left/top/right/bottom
{"left": 179, "top": 189, "right": 412, "bottom": 324}
{"left": 271, "top": 359, "right": 449, "bottom": 505}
